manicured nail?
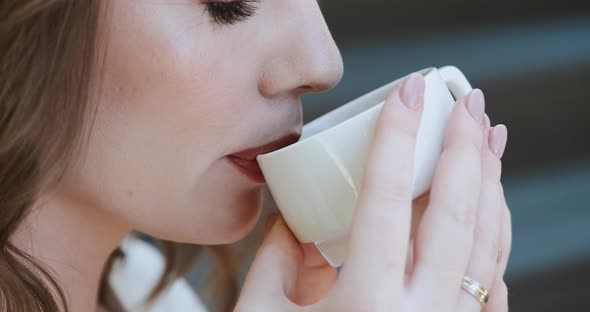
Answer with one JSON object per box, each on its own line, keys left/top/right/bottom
{"left": 466, "top": 89, "right": 485, "bottom": 123}
{"left": 489, "top": 124, "right": 508, "bottom": 158}
{"left": 400, "top": 73, "right": 425, "bottom": 110}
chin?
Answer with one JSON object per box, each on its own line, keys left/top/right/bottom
{"left": 149, "top": 161, "right": 268, "bottom": 245}
{"left": 207, "top": 186, "right": 265, "bottom": 244}
{"left": 138, "top": 186, "right": 264, "bottom": 246}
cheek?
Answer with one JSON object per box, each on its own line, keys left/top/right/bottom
{"left": 70, "top": 128, "right": 264, "bottom": 244}
{"left": 101, "top": 4, "right": 251, "bottom": 160}
{"left": 80, "top": 77, "right": 259, "bottom": 243}
{"left": 68, "top": 2, "right": 266, "bottom": 243}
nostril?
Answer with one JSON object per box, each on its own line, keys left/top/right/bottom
{"left": 296, "top": 81, "right": 330, "bottom": 94}
{"left": 295, "top": 85, "right": 314, "bottom": 93}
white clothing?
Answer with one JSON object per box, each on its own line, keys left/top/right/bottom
{"left": 109, "top": 236, "right": 207, "bottom": 312}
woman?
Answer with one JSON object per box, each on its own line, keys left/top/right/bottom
{"left": 0, "top": 0, "right": 511, "bottom": 311}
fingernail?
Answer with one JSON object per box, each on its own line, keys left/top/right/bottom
{"left": 263, "top": 213, "right": 280, "bottom": 237}
{"left": 400, "top": 73, "right": 425, "bottom": 110}
{"left": 489, "top": 124, "right": 508, "bottom": 158}
{"left": 466, "top": 89, "right": 485, "bottom": 123}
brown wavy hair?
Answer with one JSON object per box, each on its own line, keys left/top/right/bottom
{"left": 0, "top": 1, "right": 238, "bottom": 311}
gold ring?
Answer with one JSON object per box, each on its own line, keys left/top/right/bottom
{"left": 462, "top": 276, "right": 489, "bottom": 305}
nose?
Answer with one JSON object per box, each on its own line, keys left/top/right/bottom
{"left": 258, "top": 1, "right": 344, "bottom": 98}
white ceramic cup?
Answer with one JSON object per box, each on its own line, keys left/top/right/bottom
{"left": 257, "top": 66, "right": 473, "bottom": 267}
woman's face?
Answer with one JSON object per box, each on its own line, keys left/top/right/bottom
{"left": 61, "top": 0, "right": 343, "bottom": 244}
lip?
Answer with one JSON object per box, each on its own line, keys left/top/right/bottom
{"left": 227, "top": 133, "right": 301, "bottom": 183}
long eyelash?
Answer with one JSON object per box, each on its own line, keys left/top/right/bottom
{"left": 205, "top": 0, "right": 260, "bottom": 25}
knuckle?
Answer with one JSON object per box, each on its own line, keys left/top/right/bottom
{"left": 364, "top": 178, "right": 413, "bottom": 205}
{"left": 362, "top": 165, "right": 413, "bottom": 206}
{"left": 475, "top": 222, "right": 501, "bottom": 261}
{"left": 480, "top": 180, "right": 504, "bottom": 215}
{"left": 463, "top": 139, "right": 483, "bottom": 159}
{"left": 439, "top": 144, "right": 481, "bottom": 180}
{"left": 377, "top": 124, "right": 419, "bottom": 153}
{"left": 453, "top": 206, "right": 477, "bottom": 229}
{"left": 446, "top": 129, "right": 482, "bottom": 156}
{"left": 481, "top": 178, "right": 503, "bottom": 199}
{"left": 485, "top": 281, "right": 510, "bottom": 312}
{"left": 442, "top": 200, "right": 478, "bottom": 230}
{"left": 419, "top": 259, "right": 466, "bottom": 282}
{"left": 497, "top": 281, "right": 509, "bottom": 300}
{"left": 482, "top": 155, "right": 503, "bottom": 182}
{"left": 393, "top": 123, "right": 419, "bottom": 143}
{"left": 377, "top": 108, "right": 420, "bottom": 142}
{"left": 493, "top": 179, "right": 504, "bottom": 196}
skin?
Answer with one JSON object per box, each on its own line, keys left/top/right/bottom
{"left": 14, "top": 1, "right": 342, "bottom": 311}
{"left": 11, "top": 1, "right": 511, "bottom": 312}
{"left": 239, "top": 76, "right": 512, "bottom": 312}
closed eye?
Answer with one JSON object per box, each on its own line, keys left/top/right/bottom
{"left": 204, "top": 0, "right": 260, "bottom": 26}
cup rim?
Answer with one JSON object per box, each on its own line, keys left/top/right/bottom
{"left": 257, "top": 67, "right": 435, "bottom": 161}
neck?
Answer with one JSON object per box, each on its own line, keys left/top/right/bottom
{"left": 12, "top": 191, "right": 130, "bottom": 312}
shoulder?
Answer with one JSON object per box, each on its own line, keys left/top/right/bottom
{"left": 108, "top": 235, "right": 208, "bottom": 312}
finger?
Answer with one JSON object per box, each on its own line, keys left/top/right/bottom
{"left": 457, "top": 125, "right": 508, "bottom": 312}
{"left": 290, "top": 243, "right": 338, "bottom": 305}
{"left": 498, "top": 192, "right": 512, "bottom": 277}
{"left": 238, "top": 217, "right": 301, "bottom": 311}
{"left": 410, "top": 89, "right": 486, "bottom": 310}
{"left": 250, "top": 215, "right": 338, "bottom": 307}
{"left": 406, "top": 193, "right": 431, "bottom": 276}
{"left": 337, "top": 74, "right": 425, "bottom": 303}
{"left": 263, "top": 213, "right": 280, "bottom": 237}
{"left": 483, "top": 280, "right": 509, "bottom": 312}
{"left": 411, "top": 192, "right": 430, "bottom": 240}
{"left": 483, "top": 206, "right": 512, "bottom": 312}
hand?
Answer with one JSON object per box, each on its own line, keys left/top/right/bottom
{"left": 236, "top": 74, "right": 511, "bottom": 312}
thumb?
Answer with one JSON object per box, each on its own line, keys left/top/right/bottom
{"left": 238, "top": 215, "right": 303, "bottom": 310}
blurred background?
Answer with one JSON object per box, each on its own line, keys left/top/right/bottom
{"left": 191, "top": 2, "right": 590, "bottom": 311}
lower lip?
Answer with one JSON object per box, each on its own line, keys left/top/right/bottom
{"left": 226, "top": 156, "right": 266, "bottom": 184}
